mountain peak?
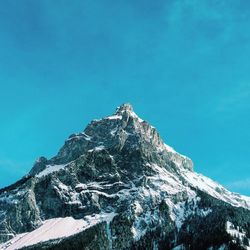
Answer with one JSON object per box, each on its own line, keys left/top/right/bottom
{"left": 102, "top": 103, "right": 143, "bottom": 124}
{"left": 50, "top": 103, "right": 193, "bottom": 172}
{"left": 115, "top": 103, "right": 133, "bottom": 114}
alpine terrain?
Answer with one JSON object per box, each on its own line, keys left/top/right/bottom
{"left": 0, "top": 103, "right": 250, "bottom": 250}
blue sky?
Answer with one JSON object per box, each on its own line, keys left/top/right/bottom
{"left": 0, "top": 0, "right": 250, "bottom": 195}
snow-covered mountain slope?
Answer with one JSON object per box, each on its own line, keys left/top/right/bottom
{"left": 180, "top": 169, "right": 250, "bottom": 209}
{"left": 0, "top": 213, "right": 116, "bottom": 250}
{"left": 0, "top": 103, "right": 250, "bottom": 250}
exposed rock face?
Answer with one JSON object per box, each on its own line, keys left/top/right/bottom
{"left": 0, "top": 103, "right": 250, "bottom": 250}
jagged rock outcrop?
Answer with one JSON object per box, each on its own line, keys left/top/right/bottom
{"left": 0, "top": 103, "right": 250, "bottom": 250}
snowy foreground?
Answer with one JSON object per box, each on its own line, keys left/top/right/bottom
{"left": 0, "top": 213, "right": 116, "bottom": 250}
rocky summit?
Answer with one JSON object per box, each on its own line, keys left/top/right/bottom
{"left": 0, "top": 103, "right": 250, "bottom": 250}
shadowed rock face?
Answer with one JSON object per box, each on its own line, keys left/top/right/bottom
{"left": 0, "top": 104, "right": 250, "bottom": 250}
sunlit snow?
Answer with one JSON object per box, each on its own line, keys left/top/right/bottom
{"left": 0, "top": 212, "right": 116, "bottom": 250}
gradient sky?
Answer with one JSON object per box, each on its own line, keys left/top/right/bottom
{"left": 0, "top": 0, "right": 250, "bottom": 195}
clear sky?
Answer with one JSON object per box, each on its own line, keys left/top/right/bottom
{"left": 0, "top": 0, "right": 250, "bottom": 195}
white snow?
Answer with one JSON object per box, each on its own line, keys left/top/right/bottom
{"left": 131, "top": 207, "right": 170, "bottom": 241}
{"left": 164, "top": 191, "right": 212, "bottom": 231}
{"left": 57, "top": 181, "right": 69, "bottom": 191}
{"left": 81, "top": 133, "right": 92, "bottom": 141}
{"left": 66, "top": 132, "right": 92, "bottom": 142}
{"left": 36, "top": 164, "right": 68, "bottom": 178}
{"left": 170, "top": 191, "right": 197, "bottom": 230}
{"left": 146, "top": 163, "right": 185, "bottom": 195}
{"left": 226, "top": 221, "right": 245, "bottom": 239}
{"left": 110, "top": 127, "right": 118, "bottom": 136}
{"left": 226, "top": 221, "right": 250, "bottom": 249}
{"left": 0, "top": 212, "right": 116, "bottom": 250}
{"left": 0, "top": 217, "right": 86, "bottom": 250}
{"left": 88, "top": 145, "right": 105, "bottom": 152}
{"left": 106, "top": 107, "right": 144, "bottom": 123}
{"left": 133, "top": 201, "right": 143, "bottom": 215}
{"left": 131, "top": 211, "right": 152, "bottom": 240}
{"left": 80, "top": 189, "right": 117, "bottom": 199}
{"left": 164, "top": 144, "right": 177, "bottom": 154}
{"left": 75, "top": 183, "right": 87, "bottom": 190}
{"left": 0, "top": 190, "right": 27, "bottom": 205}
{"left": 199, "top": 208, "right": 213, "bottom": 216}
{"left": 106, "top": 115, "right": 122, "bottom": 120}
{"left": 128, "top": 110, "right": 144, "bottom": 123}
{"left": 94, "top": 145, "right": 105, "bottom": 151}
{"left": 181, "top": 169, "right": 250, "bottom": 210}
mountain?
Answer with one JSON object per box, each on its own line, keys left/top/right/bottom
{"left": 0, "top": 103, "right": 250, "bottom": 250}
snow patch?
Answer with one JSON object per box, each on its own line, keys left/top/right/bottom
{"left": 164, "top": 144, "right": 177, "bottom": 154}
{"left": 147, "top": 163, "right": 185, "bottom": 195}
{"left": 110, "top": 127, "right": 118, "bottom": 136}
{"left": 165, "top": 192, "right": 212, "bottom": 231}
{"left": 75, "top": 183, "right": 87, "bottom": 190}
{"left": 88, "top": 145, "right": 105, "bottom": 152}
{"left": 106, "top": 115, "right": 122, "bottom": 120}
{"left": 133, "top": 201, "right": 143, "bottom": 215}
{"left": 131, "top": 209, "right": 161, "bottom": 241}
{"left": 0, "top": 212, "right": 117, "bottom": 250}
{"left": 128, "top": 110, "right": 144, "bottom": 123}
{"left": 226, "top": 221, "right": 250, "bottom": 249}
{"left": 36, "top": 164, "right": 68, "bottom": 178}
{"left": 67, "top": 132, "right": 92, "bottom": 142}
